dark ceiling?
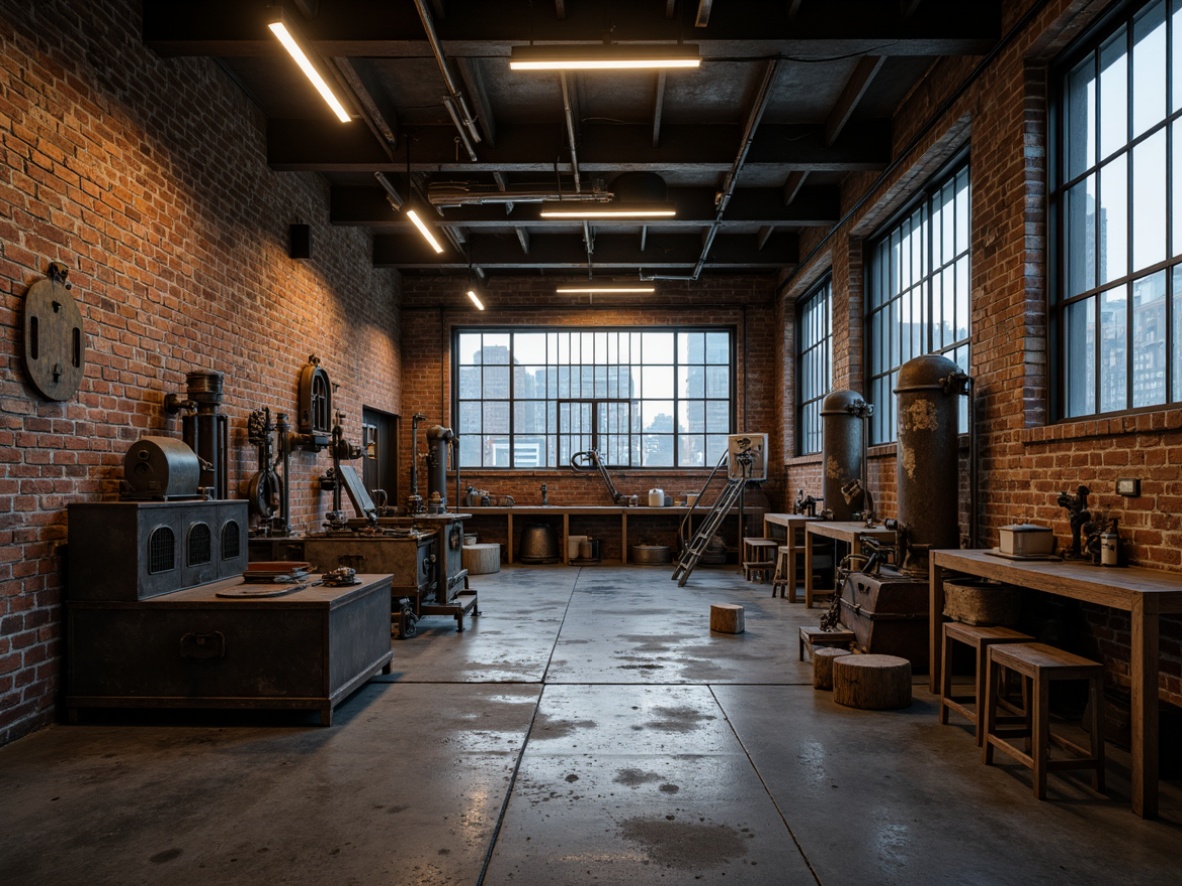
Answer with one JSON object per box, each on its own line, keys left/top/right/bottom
{"left": 142, "top": 0, "right": 1002, "bottom": 282}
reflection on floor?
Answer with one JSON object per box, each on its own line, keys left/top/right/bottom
{"left": 2, "top": 565, "right": 1179, "bottom": 885}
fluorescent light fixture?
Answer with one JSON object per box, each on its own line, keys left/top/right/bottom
{"left": 555, "top": 285, "right": 656, "bottom": 294}
{"left": 405, "top": 208, "right": 445, "bottom": 254}
{"left": 510, "top": 44, "right": 701, "bottom": 71}
{"left": 267, "top": 12, "right": 352, "bottom": 123}
{"left": 540, "top": 202, "right": 676, "bottom": 219}
{"left": 466, "top": 289, "right": 485, "bottom": 310}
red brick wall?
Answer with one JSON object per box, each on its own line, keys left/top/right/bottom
{"left": 0, "top": 0, "right": 401, "bottom": 744}
{"left": 785, "top": 0, "right": 1182, "bottom": 704}
{"left": 399, "top": 275, "right": 782, "bottom": 512}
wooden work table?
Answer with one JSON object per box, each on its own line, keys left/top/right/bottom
{"left": 762, "top": 513, "right": 818, "bottom": 600}
{"left": 930, "top": 548, "right": 1182, "bottom": 818}
{"left": 463, "top": 505, "right": 702, "bottom": 564}
{"left": 804, "top": 521, "right": 898, "bottom": 608}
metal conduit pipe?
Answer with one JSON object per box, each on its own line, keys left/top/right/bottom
{"left": 412, "top": 0, "right": 482, "bottom": 147}
{"left": 560, "top": 72, "right": 594, "bottom": 270}
{"left": 691, "top": 59, "right": 780, "bottom": 279}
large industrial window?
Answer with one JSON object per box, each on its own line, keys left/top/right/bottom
{"left": 455, "top": 328, "right": 733, "bottom": 469}
{"left": 1053, "top": 0, "right": 1182, "bottom": 418}
{"left": 866, "top": 161, "right": 971, "bottom": 444}
{"left": 797, "top": 276, "right": 833, "bottom": 455}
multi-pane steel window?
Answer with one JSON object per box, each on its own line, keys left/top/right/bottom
{"left": 454, "top": 329, "right": 733, "bottom": 468}
{"left": 1054, "top": 0, "right": 1181, "bottom": 417}
{"left": 866, "top": 163, "right": 971, "bottom": 444}
{"left": 797, "top": 277, "right": 833, "bottom": 455}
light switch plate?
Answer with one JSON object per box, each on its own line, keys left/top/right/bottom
{"left": 1115, "top": 478, "right": 1141, "bottom": 497}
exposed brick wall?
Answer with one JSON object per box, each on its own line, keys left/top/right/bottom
{"left": 399, "top": 275, "right": 783, "bottom": 513}
{"left": 784, "top": 0, "right": 1182, "bottom": 705}
{"left": 0, "top": 0, "right": 401, "bottom": 744}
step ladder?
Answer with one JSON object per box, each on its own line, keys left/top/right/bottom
{"left": 671, "top": 475, "right": 748, "bottom": 587}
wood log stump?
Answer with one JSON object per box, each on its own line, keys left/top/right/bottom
{"left": 462, "top": 543, "right": 501, "bottom": 574}
{"left": 832, "top": 654, "right": 912, "bottom": 709}
{"left": 710, "top": 603, "right": 745, "bottom": 634}
{"left": 812, "top": 646, "right": 852, "bottom": 690}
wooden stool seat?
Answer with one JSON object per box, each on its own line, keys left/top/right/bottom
{"left": 939, "top": 621, "right": 1033, "bottom": 745}
{"left": 982, "top": 642, "right": 1105, "bottom": 800}
{"left": 832, "top": 654, "right": 912, "bottom": 709}
{"left": 771, "top": 545, "right": 798, "bottom": 600}
{"left": 742, "top": 537, "right": 778, "bottom": 583}
{"left": 799, "top": 625, "right": 855, "bottom": 661}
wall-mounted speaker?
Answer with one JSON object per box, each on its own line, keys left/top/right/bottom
{"left": 289, "top": 223, "right": 312, "bottom": 259}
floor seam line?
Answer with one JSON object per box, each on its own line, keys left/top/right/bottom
{"left": 709, "top": 683, "right": 825, "bottom": 886}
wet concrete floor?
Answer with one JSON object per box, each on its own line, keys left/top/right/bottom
{"left": 1, "top": 565, "right": 1180, "bottom": 884}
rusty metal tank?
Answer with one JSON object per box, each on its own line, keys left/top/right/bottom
{"left": 821, "top": 390, "right": 870, "bottom": 521}
{"left": 894, "top": 354, "right": 970, "bottom": 562}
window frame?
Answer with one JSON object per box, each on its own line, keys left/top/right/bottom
{"left": 864, "top": 154, "right": 972, "bottom": 445}
{"left": 1050, "top": 0, "right": 1180, "bottom": 420}
{"left": 796, "top": 275, "right": 833, "bottom": 456}
{"left": 452, "top": 326, "right": 736, "bottom": 470}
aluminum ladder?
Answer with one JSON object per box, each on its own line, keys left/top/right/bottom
{"left": 671, "top": 475, "right": 747, "bottom": 587}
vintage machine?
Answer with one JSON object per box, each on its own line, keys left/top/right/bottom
{"left": 821, "top": 390, "right": 872, "bottom": 521}
{"left": 165, "top": 370, "right": 230, "bottom": 499}
{"left": 831, "top": 355, "right": 972, "bottom": 669}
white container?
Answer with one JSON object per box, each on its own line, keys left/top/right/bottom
{"left": 567, "top": 535, "right": 588, "bottom": 560}
{"left": 648, "top": 488, "right": 665, "bottom": 507}
{"left": 998, "top": 524, "right": 1054, "bottom": 557}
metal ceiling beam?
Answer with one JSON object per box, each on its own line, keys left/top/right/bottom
{"left": 331, "top": 184, "right": 840, "bottom": 226}
{"left": 329, "top": 57, "right": 398, "bottom": 152}
{"left": 825, "top": 55, "right": 885, "bottom": 146}
{"left": 373, "top": 230, "right": 799, "bottom": 269}
{"left": 268, "top": 120, "right": 891, "bottom": 173}
{"left": 143, "top": 0, "right": 1002, "bottom": 57}
{"left": 652, "top": 71, "right": 667, "bottom": 149}
{"left": 782, "top": 170, "right": 809, "bottom": 205}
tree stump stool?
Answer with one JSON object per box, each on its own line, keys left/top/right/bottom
{"left": 833, "top": 654, "right": 912, "bottom": 709}
{"left": 461, "top": 543, "right": 501, "bottom": 574}
{"left": 710, "top": 603, "right": 745, "bottom": 634}
{"left": 813, "top": 646, "right": 852, "bottom": 690}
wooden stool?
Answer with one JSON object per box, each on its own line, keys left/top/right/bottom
{"left": 939, "top": 622, "right": 1033, "bottom": 745}
{"left": 461, "top": 543, "right": 501, "bottom": 575}
{"left": 799, "top": 625, "right": 855, "bottom": 662}
{"left": 982, "top": 642, "right": 1105, "bottom": 800}
{"left": 742, "top": 537, "right": 778, "bottom": 583}
{"left": 771, "top": 545, "right": 800, "bottom": 600}
{"left": 812, "top": 647, "right": 851, "bottom": 690}
{"left": 710, "top": 603, "right": 745, "bottom": 634}
{"left": 833, "top": 654, "right": 912, "bottom": 709}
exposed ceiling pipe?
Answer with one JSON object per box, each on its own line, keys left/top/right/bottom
{"left": 427, "top": 183, "right": 613, "bottom": 207}
{"left": 560, "top": 72, "right": 595, "bottom": 272}
{"left": 412, "top": 0, "right": 482, "bottom": 152}
{"left": 646, "top": 59, "right": 779, "bottom": 281}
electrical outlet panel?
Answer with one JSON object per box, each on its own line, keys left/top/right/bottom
{"left": 1115, "top": 478, "right": 1141, "bottom": 497}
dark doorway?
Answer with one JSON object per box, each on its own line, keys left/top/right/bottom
{"left": 361, "top": 407, "right": 399, "bottom": 514}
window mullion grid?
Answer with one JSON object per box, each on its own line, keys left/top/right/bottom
{"left": 1126, "top": 21, "right": 1135, "bottom": 411}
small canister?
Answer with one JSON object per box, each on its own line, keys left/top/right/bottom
{"left": 648, "top": 488, "right": 665, "bottom": 507}
{"left": 1101, "top": 521, "right": 1120, "bottom": 566}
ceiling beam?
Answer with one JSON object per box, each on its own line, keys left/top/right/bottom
{"left": 329, "top": 57, "right": 398, "bottom": 152}
{"left": 373, "top": 230, "right": 799, "bottom": 270}
{"left": 332, "top": 184, "right": 841, "bottom": 227}
{"left": 651, "top": 71, "right": 667, "bottom": 149}
{"left": 695, "top": 0, "right": 714, "bottom": 27}
{"left": 143, "top": 0, "right": 1002, "bottom": 58}
{"left": 825, "top": 55, "right": 885, "bottom": 147}
{"left": 270, "top": 120, "right": 891, "bottom": 173}
{"left": 782, "top": 170, "right": 809, "bottom": 205}
{"left": 455, "top": 57, "right": 497, "bottom": 146}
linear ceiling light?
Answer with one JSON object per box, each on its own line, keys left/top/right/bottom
{"left": 405, "top": 208, "right": 445, "bottom": 254}
{"left": 555, "top": 285, "right": 656, "bottom": 294}
{"left": 267, "top": 10, "right": 352, "bottom": 123}
{"left": 540, "top": 202, "right": 676, "bottom": 219}
{"left": 466, "top": 289, "right": 485, "bottom": 310}
{"left": 510, "top": 44, "right": 701, "bottom": 71}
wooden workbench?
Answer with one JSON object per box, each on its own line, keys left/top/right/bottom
{"left": 804, "top": 521, "right": 898, "bottom": 608}
{"left": 762, "top": 513, "right": 818, "bottom": 600}
{"left": 930, "top": 548, "right": 1182, "bottom": 818}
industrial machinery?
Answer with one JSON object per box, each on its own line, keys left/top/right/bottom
{"left": 826, "top": 355, "right": 972, "bottom": 669}
{"left": 165, "top": 370, "right": 230, "bottom": 499}
{"left": 820, "top": 390, "right": 873, "bottom": 521}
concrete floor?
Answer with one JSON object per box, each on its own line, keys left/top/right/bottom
{"left": 2, "top": 565, "right": 1180, "bottom": 885}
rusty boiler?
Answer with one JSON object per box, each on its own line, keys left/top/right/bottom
{"left": 895, "top": 353, "right": 970, "bottom": 564}
{"left": 821, "top": 390, "right": 870, "bottom": 521}
{"left": 836, "top": 355, "right": 971, "bottom": 671}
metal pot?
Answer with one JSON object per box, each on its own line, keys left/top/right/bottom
{"left": 631, "top": 544, "right": 671, "bottom": 565}
{"left": 519, "top": 523, "right": 560, "bottom": 563}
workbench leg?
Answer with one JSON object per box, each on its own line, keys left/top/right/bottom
{"left": 930, "top": 560, "right": 945, "bottom": 693}
{"left": 1130, "top": 597, "right": 1159, "bottom": 818}
{"left": 804, "top": 535, "right": 815, "bottom": 608}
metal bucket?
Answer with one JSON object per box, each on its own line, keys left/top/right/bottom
{"left": 631, "top": 544, "right": 671, "bottom": 565}
{"left": 519, "top": 523, "right": 559, "bottom": 563}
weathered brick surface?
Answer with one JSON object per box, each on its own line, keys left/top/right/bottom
{"left": 0, "top": 0, "right": 401, "bottom": 744}
{"left": 784, "top": 0, "right": 1182, "bottom": 703}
